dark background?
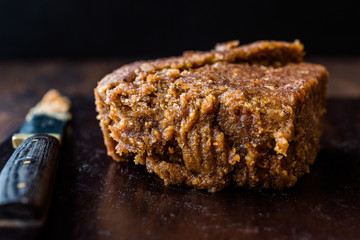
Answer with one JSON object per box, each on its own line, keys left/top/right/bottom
{"left": 0, "top": 0, "right": 359, "bottom": 59}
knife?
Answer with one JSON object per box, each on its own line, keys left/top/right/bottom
{"left": 0, "top": 89, "right": 71, "bottom": 228}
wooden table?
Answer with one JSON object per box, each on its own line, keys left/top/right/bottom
{"left": 0, "top": 57, "right": 359, "bottom": 240}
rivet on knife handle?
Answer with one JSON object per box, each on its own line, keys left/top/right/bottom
{"left": 0, "top": 134, "right": 59, "bottom": 222}
{"left": 12, "top": 133, "right": 61, "bottom": 149}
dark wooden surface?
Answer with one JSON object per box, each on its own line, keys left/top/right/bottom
{"left": 0, "top": 57, "right": 360, "bottom": 239}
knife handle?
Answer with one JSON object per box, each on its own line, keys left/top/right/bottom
{"left": 0, "top": 134, "right": 59, "bottom": 221}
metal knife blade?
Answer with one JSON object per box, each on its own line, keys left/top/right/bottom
{"left": 0, "top": 89, "right": 71, "bottom": 228}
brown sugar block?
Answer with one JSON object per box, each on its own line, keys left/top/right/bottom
{"left": 94, "top": 40, "right": 328, "bottom": 192}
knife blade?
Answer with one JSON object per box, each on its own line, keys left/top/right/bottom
{"left": 0, "top": 89, "right": 71, "bottom": 228}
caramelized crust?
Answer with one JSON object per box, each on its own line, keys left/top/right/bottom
{"left": 95, "top": 40, "right": 328, "bottom": 192}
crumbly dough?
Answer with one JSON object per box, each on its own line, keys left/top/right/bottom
{"left": 95, "top": 40, "right": 328, "bottom": 192}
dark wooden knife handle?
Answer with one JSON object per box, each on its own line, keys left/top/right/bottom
{"left": 0, "top": 134, "right": 59, "bottom": 220}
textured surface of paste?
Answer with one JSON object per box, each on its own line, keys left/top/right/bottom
{"left": 95, "top": 40, "right": 328, "bottom": 192}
